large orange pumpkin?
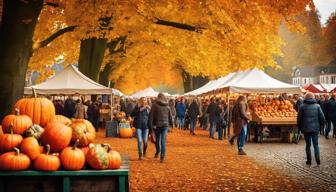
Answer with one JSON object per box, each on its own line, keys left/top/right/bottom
{"left": 0, "top": 126, "right": 23, "bottom": 153}
{"left": 86, "top": 144, "right": 109, "bottom": 170}
{"left": 2, "top": 109, "right": 32, "bottom": 135}
{"left": 34, "top": 144, "right": 61, "bottom": 171}
{"left": 20, "top": 137, "right": 41, "bottom": 160}
{"left": 119, "top": 127, "right": 133, "bottom": 138}
{"left": 53, "top": 115, "right": 71, "bottom": 126}
{"left": 60, "top": 140, "right": 85, "bottom": 170}
{"left": 71, "top": 119, "right": 96, "bottom": 147}
{"left": 14, "top": 89, "right": 55, "bottom": 126}
{"left": 41, "top": 122, "right": 72, "bottom": 152}
{"left": 104, "top": 144, "right": 122, "bottom": 170}
{"left": 0, "top": 148, "right": 31, "bottom": 170}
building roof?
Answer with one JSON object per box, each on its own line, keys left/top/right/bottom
{"left": 293, "top": 67, "right": 320, "bottom": 77}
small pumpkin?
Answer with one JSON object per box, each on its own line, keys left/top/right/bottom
{"left": 60, "top": 140, "right": 85, "bottom": 170}
{"left": 53, "top": 115, "right": 71, "bottom": 126}
{"left": 71, "top": 119, "right": 96, "bottom": 147}
{"left": 2, "top": 109, "right": 32, "bottom": 135}
{"left": 20, "top": 137, "right": 41, "bottom": 160}
{"left": 119, "top": 127, "right": 133, "bottom": 138}
{"left": 34, "top": 144, "right": 61, "bottom": 171}
{"left": 0, "top": 125, "right": 23, "bottom": 153}
{"left": 41, "top": 122, "right": 72, "bottom": 152}
{"left": 0, "top": 147, "right": 31, "bottom": 170}
{"left": 86, "top": 144, "right": 109, "bottom": 170}
{"left": 26, "top": 124, "right": 44, "bottom": 140}
{"left": 14, "top": 89, "right": 56, "bottom": 126}
{"left": 104, "top": 144, "right": 122, "bottom": 170}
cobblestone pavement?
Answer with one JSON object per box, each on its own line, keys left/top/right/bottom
{"left": 245, "top": 135, "right": 336, "bottom": 192}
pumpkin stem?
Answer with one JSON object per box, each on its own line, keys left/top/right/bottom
{"left": 73, "top": 139, "right": 80, "bottom": 150}
{"left": 102, "top": 143, "right": 111, "bottom": 152}
{"left": 13, "top": 147, "right": 20, "bottom": 156}
{"left": 15, "top": 108, "right": 20, "bottom": 116}
{"left": 46, "top": 144, "right": 50, "bottom": 155}
{"left": 10, "top": 123, "right": 14, "bottom": 134}
{"left": 32, "top": 87, "right": 37, "bottom": 98}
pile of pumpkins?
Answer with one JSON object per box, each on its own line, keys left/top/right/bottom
{"left": 0, "top": 94, "right": 121, "bottom": 171}
{"left": 119, "top": 119, "right": 135, "bottom": 138}
{"left": 255, "top": 100, "right": 297, "bottom": 118}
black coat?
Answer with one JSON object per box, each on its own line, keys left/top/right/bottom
{"left": 188, "top": 101, "right": 200, "bottom": 119}
{"left": 297, "top": 98, "right": 325, "bottom": 133}
{"left": 131, "top": 105, "right": 150, "bottom": 130}
{"left": 150, "top": 99, "right": 173, "bottom": 128}
{"left": 325, "top": 98, "right": 336, "bottom": 121}
{"left": 206, "top": 102, "right": 220, "bottom": 122}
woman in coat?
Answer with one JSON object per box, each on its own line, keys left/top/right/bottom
{"left": 131, "top": 97, "right": 150, "bottom": 160}
{"left": 231, "top": 96, "right": 249, "bottom": 155}
{"left": 297, "top": 92, "right": 325, "bottom": 166}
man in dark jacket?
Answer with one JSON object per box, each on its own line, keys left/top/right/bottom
{"left": 187, "top": 98, "right": 200, "bottom": 135}
{"left": 325, "top": 94, "right": 336, "bottom": 139}
{"left": 297, "top": 92, "right": 325, "bottom": 166}
{"left": 150, "top": 93, "right": 173, "bottom": 163}
{"left": 87, "top": 100, "right": 100, "bottom": 132}
{"left": 293, "top": 94, "right": 303, "bottom": 112}
{"left": 64, "top": 96, "right": 76, "bottom": 118}
{"left": 207, "top": 98, "right": 220, "bottom": 139}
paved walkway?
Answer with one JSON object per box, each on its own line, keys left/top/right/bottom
{"left": 245, "top": 136, "right": 336, "bottom": 192}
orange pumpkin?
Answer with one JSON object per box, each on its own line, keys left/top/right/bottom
{"left": 119, "top": 127, "right": 133, "bottom": 138}
{"left": 2, "top": 109, "right": 32, "bottom": 135}
{"left": 34, "top": 144, "right": 61, "bottom": 171}
{"left": 60, "top": 140, "right": 85, "bottom": 170}
{"left": 53, "top": 115, "right": 71, "bottom": 126}
{"left": 79, "top": 146, "right": 90, "bottom": 156}
{"left": 86, "top": 144, "right": 109, "bottom": 170}
{"left": 104, "top": 144, "right": 122, "bottom": 170}
{"left": 0, "top": 148, "right": 31, "bottom": 170}
{"left": 71, "top": 119, "right": 96, "bottom": 147}
{"left": 41, "top": 122, "right": 72, "bottom": 152}
{"left": 0, "top": 126, "right": 23, "bottom": 153}
{"left": 14, "top": 89, "right": 55, "bottom": 126}
{"left": 20, "top": 137, "right": 41, "bottom": 160}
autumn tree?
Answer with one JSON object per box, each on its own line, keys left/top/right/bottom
{"left": 324, "top": 12, "right": 336, "bottom": 61}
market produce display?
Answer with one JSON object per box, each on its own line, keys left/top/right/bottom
{"left": 0, "top": 95, "right": 122, "bottom": 171}
{"left": 254, "top": 100, "right": 297, "bottom": 121}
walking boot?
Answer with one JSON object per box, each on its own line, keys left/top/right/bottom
{"left": 238, "top": 149, "right": 247, "bottom": 155}
{"left": 138, "top": 153, "right": 143, "bottom": 160}
{"left": 154, "top": 152, "right": 159, "bottom": 158}
{"left": 143, "top": 146, "right": 147, "bottom": 157}
{"left": 306, "top": 160, "right": 312, "bottom": 166}
{"left": 316, "top": 158, "right": 321, "bottom": 165}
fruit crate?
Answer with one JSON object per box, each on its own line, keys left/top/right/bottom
{"left": 0, "top": 161, "right": 129, "bottom": 192}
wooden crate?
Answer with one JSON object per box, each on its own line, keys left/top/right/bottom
{"left": 0, "top": 163, "right": 129, "bottom": 192}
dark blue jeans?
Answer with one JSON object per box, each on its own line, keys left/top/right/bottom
{"left": 202, "top": 115, "right": 208, "bottom": 130}
{"left": 304, "top": 132, "right": 320, "bottom": 162}
{"left": 136, "top": 129, "right": 149, "bottom": 155}
{"left": 209, "top": 121, "right": 216, "bottom": 138}
{"left": 155, "top": 127, "right": 168, "bottom": 160}
{"left": 190, "top": 118, "right": 197, "bottom": 134}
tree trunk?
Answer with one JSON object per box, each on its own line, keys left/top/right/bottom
{"left": 78, "top": 38, "right": 108, "bottom": 82}
{"left": 182, "top": 70, "right": 193, "bottom": 93}
{"left": 0, "top": 0, "right": 43, "bottom": 120}
{"left": 192, "top": 76, "right": 209, "bottom": 90}
{"left": 99, "top": 63, "right": 113, "bottom": 87}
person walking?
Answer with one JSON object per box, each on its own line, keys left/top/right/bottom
{"left": 187, "top": 98, "right": 200, "bottom": 135}
{"left": 169, "top": 99, "right": 176, "bottom": 130}
{"left": 317, "top": 94, "right": 327, "bottom": 135}
{"left": 293, "top": 94, "right": 303, "bottom": 112}
{"left": 74, "top": 99, "right": 86, "bottom": 119}
{"left": 297, "top": 92, "right": 325, "bottom": 166}
{"left": 325, "top": 94, "right": 336, "bottom": 139}
{"left": 64, "top": 96, "right": 76, "bottom": 118}
{"left": 207, "top": 98, "right": 220, "bottom": 139}
{"left": 150, "top": 93, "right": 173, "bottom": 163}
{"left": 176, "top": 98, "right": 186, "bottom": 129}
{"left": 87, "top": 100, "right": 100, "bottom": 132}
{"left": 201, "top": 99, "right": 209, "bottom": 130}
{"left": 219, "top": 101, "right": 228, "bottom": 140}
{"left": 232, "top": 96, "right": 249, "bottom": 155}
{"left": 131, "top": 97, "right": 150, "bottom": 160}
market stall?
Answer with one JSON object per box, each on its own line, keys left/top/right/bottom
{"left": 201, "top": 68, "right": 302, "bottom": 143}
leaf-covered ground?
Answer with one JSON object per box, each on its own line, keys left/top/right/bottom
{"left": 96, "top": 129, "right": 317, "bottom": 192}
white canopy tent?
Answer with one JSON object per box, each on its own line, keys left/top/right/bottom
{"left": 24, "top": 65, "right": 123, "bottom": 96}
{"left": 214, "top": 68, "right": 301, "bottom": 94}
{"left": 131, "top": 87, "right": 159, "bottom": 98}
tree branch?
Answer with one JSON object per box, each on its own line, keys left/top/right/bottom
{"left": 107, "top": 36, "right": 127, "bottom": 54}
{"left": 34, "top": 26, "right": 76, "bottom": 50}
{"left": 154, "top": 18, "right": 204, "bottom": 33}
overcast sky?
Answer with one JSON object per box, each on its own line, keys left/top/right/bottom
{"left": 314, "top": 0, "right": 336, "bottom": 25}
